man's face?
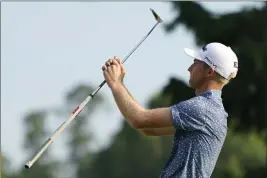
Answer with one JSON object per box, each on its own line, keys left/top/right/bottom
{"left": 188, "top": 59, "right": 207, "bottom": 89}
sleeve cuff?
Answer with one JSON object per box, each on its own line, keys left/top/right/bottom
{"left": 169, "top": 105, "right": 182, "bottom": 130}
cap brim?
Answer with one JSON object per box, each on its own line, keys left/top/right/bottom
{"left": 184, "top": 48, "right": 203, "bottom": 61}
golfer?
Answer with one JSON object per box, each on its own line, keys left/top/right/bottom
{"left": 102, "top": 42, "right": 238, "bottom": 178}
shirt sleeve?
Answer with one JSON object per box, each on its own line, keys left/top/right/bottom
{"left": 169, "top": 99, "right": 207, "bottom": 131}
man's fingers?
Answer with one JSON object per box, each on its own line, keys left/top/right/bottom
{"left": 103, "top": 57, "right": 122, "bottom": 72}
{"left": 113, "top": 56, "right": 122, "bottom": 64}
{"left": 105, "top": 62, "right": 110, "bottom": 66}
{"left": 111, "top": 58, "right": 120, "bottom": 66}
{"left": 105, "top": 59, "right": 113, "bottom": 67}
{"left": 102, "top": 65, "right": 107, "bottom": 71}
{"left": 121, "top": 63, "right": 126, "bottom": 74}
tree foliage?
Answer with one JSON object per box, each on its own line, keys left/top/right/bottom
{"left": 1, "top": 152, "right": 8, "bottom": 178}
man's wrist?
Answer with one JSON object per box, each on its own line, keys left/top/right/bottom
{"left": 110, "top": 82, "right": 124, "bottom": 93}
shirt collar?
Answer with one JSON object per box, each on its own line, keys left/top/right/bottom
{"left": 199, "top": 90, "right": 222, "bottom": 98}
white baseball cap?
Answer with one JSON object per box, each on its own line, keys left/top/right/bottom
{"left": 184, "top": 42, "right": 238, "bottom": 79}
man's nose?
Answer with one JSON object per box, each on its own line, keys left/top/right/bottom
{"left": 188, "top": 65, "right": 193, "bottom": 72}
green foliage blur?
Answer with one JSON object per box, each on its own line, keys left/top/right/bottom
{"left": 2, "top": 2, "right": 266, "bottom": 178}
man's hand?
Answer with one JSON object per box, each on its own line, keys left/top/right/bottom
{"left": 102, "top": 56, "right": 126, "bottom": 89}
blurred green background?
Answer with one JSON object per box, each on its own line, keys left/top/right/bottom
{"left": 1, "top": 1, "right": 266, "bottom": 178}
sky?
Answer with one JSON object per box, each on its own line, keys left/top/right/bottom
{"left": 1, "top": 1, "right": 263, "bottom": 171}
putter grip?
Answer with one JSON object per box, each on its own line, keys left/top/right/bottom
{"left": 24, "top": 94, "right": 93, "bottom": 169}
{"left": 25, "top": 138, "right": 53, "bottom": 169}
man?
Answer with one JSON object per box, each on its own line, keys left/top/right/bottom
{"left": 101, "top": 42, "right": 238, "bottom": 178}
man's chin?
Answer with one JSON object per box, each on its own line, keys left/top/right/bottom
{"left": 189, "top": 79, "right": 192, "bottom": 86}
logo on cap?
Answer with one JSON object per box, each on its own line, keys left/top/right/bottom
{"left": 205, "top": 57, "right": 217, "bottom": 68}
{"left": 202, "top": 44, "right": 207, "bottom": 52}
{"left": 234, "top": 62, "right": 238, "bottom": 68}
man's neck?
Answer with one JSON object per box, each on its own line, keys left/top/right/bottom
{"left": 195, "top": 82, "right": 223, "bottom": 96}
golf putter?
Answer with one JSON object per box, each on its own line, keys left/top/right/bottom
{"left": 24, "top": 8, "right": 163, "bottom": 169}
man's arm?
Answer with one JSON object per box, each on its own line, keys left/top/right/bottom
{"left": 121, "top": 83, "right": 175, "bottom": 136}
{"left": 102, "top": 57, "right": 174, "bottom": 130}
{"left": 122, "top": 83, "right": 135, "bottom": 100}
{"left": 111, "top": 83, "right": 174, "bottom": 129}
{"left": 139, "top": 127, "right": 175, "bottom": 136}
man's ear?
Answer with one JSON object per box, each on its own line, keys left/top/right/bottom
{"left": 209, "top": 67, "right": 216, "bottom": 77}
{"left": 205, "top": 65, "right": 215, "bottom": 77}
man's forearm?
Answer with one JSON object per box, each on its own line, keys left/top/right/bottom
{"left": 139, "top": 127, "right": 175, "bottom": 136}
{"left": 110, "top": 83, "right": 146, "bottom": 128}
{"left": 122, "top": 83, "right": 134, "bottom": 100}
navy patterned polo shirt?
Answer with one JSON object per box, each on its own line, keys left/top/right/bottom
{"left": 160, "top": 90, "right": 228, "bottom": 178}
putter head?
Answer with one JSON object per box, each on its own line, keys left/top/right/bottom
{"left": 150, "top": 8, "right": 163, "bottom": 23}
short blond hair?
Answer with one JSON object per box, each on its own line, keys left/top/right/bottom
{"left": 216, "top": 71, "right": 237, "bottom": 85}
{"left": 203, "top": 62, "right": 237, "bottom": 85}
